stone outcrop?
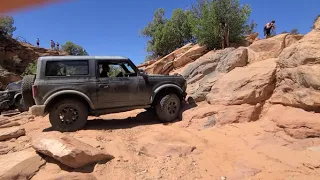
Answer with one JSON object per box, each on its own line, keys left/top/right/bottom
{"left": 0, "top": 149, "right": 45, "bottom": 180}
{"left": 0, "top": 126, "right": 26, "bottom": 141}
{"left": 206, "top": 59, "right": 277, "bottom": 105}
{"left": 264, "top": 104, "right": 320, "bottom": 139}
{"left": 270, "top": 21, "right": 320, "bottom": 112}
{"left": 0, "top": 34, "right": 68, "bottom": 89}
{"left": 31, "top": 132, "right": 114, "bottom": 168}
{"left": 144, "top": 43, "right": 207, "bottom": 74}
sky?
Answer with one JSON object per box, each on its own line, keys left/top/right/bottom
{"left": 7, "top": 0, "right": 320, "bottom": 65}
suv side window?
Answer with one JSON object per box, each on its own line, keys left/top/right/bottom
{"left": 45, "top": 60, "right": 89, "bottom": 76}
{"left": 98, "top": 61, "right": 137, "bottom": 78}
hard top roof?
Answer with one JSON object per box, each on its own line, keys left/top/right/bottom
{"left": 38, "top": 56, "right": 130, "bottom": 61}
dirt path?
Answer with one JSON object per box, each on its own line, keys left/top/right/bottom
{"left": 3, "top": 108, "right": 314, "bottom": 180}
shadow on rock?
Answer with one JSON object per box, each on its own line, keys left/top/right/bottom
{"left": 43, "top": 101, "right": 198, "bottom": 132}
{"left": 38, "top": 153, "right": 102, "bottom": 173}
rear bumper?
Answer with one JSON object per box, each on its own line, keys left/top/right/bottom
{"left": 29, "top": 105, "right": 46, "bottom": 116}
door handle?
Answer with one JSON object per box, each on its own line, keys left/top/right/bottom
{"left": 99, "top": 84, "right": 109, "bottom": 88}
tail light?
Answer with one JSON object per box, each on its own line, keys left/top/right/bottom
{"left": 32, "top": 85, "right": 37, "bottom": 97}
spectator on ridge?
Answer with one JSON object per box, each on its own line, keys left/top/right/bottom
{"left": 36, "top": 38, "right": 40, "bottom": 47}
{"left": 264, "top": 20, "right": 276, "bottom": 38}
{"left": 56, "top": 42, "right": 59, "bottom": 51}
{"left": 50, "top": 40, "right": 55, "bottom": 50}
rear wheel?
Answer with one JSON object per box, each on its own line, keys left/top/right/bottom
{"left": 21, "top": 75, "right": 35, "bottom": 108}
{"left": 49, "top": 99, "right": 88, "bottom": 132}
{"left": 155, "top": 93, "right": 181, "bottom": 123}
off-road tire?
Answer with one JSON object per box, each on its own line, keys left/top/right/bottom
{"left": 21, "top": 75, "right": 35, "bottom": 108}
{"left": 16, "top": 96, "right": 29, "bottom": 113}
{"left": 155, "top": 93, "right": 181, "bottom": 123}
{"left": 49, "top": 99, "right": 88, "bottom": 132}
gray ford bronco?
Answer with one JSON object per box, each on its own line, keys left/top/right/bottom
{"left": 22, "top": 56, "right": 187, "bottom": 132}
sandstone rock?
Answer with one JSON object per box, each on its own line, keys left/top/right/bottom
{"left": 0, "top": 121, "right": 20, "bottom": 128}
{"left": 182, "top": 103, "right": 261, "bottom": 125}
{"left": 0, "top": 143, "right": 12, "bottom": 155}
{"left": 0, "top": 126, "right": 26, "bottom": 141}
{"left": 285, "top": 34, "right": 303, "bottom": 47}
{"left": 245, "top": 32, "right": 259, "bottom": 44}
{"left": 43, "top": 172, "right": 97, "bottom": 180}
{"left": 270, "top": 27, "right": 320, "bottom": 111}
{"left": 215, "top": 47, "right": 248, "bottom": 72}
{"left": 31, "top": 132, "right": 114, "bottom": 168}
{"left": 188, "top": 72, "right": 225, "bottom": 102}
{"left": 182, "top": 48, "right": 234, "bottom": 80}
{"left": 264, "top": 104, "right": 320, "bottom": 139}
{"left": 173, "top": 44, "right": 207, "bottom": 68}
{"left": 0, "top": 149, "right": 45, "bottom": 180}
{"left": 247, "top": 34, "right": 287, "bottom": 64}
{"left": 144, "top": 43, "right": 193, "bottom": 74}
{"left": 206, "top": 59, "right": 277, "bottom": 105}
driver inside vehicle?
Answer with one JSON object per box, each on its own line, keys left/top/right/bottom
{"left": 100, "top": 64, "right": 110, "bottom": 77}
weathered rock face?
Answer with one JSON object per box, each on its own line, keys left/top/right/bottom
{"left": 144, "top": 43, "right": 207, "bottom": 75}
{"left": 0, "top": 126, "right": 26, "bottom": 141}
{"left": 173, "top": 44, "right": 207, "bottom": 68}
{"left": 270, "top": 24, "right": 320, "bottom": 112}
{"left": 285, "top": 34, "right": 303, "bottom": 47}
{"left": 144, "top": 43, "right": 193, "bottom": 74}
{"left": 0, "top": 149, "right": 45, "bottom": 180}
{"left": 182, "top": 103, "right": 262, "bottom": 126}
{"left": 0, "top": 34, "right": 68, "bottom": 89}
{"left": 31, "top": 132, "right": 114, "bottom": 168}
{"left": 206, "top": 59, "right": 277, "bottom": 105}
{"left": 247, "top": 34, "right": 287, "bottom": 64}
{"left": 264, "top": 104, "right": 320, "bottom": 139}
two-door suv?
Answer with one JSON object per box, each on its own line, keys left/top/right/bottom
{"left": 22, "top": 56, "right": 187, "bottom": 132}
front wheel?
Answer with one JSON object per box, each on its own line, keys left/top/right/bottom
{"left": 49, "top": 99, "right": 88, "bottom": 132}
{"left": 155, "top": 93, "right": 181, "bottom": 123}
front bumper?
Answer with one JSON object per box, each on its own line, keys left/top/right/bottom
{"left": 29, "top": 105, "right": 46, "bottom": 116}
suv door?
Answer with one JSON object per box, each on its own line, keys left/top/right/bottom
{"left": 96, "top": 60, "right": 147, "bottom": 109}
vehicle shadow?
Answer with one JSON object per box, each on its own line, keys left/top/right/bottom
{"left": 43, "top": 97, "right": 198, "bottom": 132}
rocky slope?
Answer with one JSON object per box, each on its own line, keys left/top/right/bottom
{"left": 0, "top": 34, "right": 68, "bottom": 89}
{"left": 0, "top": 18, "right": 319, "bottom": 180}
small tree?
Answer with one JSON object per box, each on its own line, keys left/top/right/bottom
{"left": 290, "top": 28, "right": 299, "bottom": 35}
{"left": 0, "top": 15, "right": 16, "bottom": 37}
{"left": 244, "top": 20, "right": 257, "bottom": 35}
{"left": 62, "top": 41, "right": 89, "bottom": 56}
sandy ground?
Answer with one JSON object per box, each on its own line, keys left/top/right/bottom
{"left": 1, "top": 106, "right": 315, "bottom": 180}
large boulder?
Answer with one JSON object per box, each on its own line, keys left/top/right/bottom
{"left": 206, "top": 59, "right": 277, "bottom": 105}
{"left": 247, "top": 33, "right": 288, "bottom": 64}
{"left": 263, "top": 104, "right": 320, "bottom": 139}
{"left": 31, "top": 132, "right": 114, "bottom": 168}
{"left": 285, "top": 34, "right": 303, "bottom": 47}
{"left": 182, "top": 48, "right": 234, "bottom": 80}
{"left": 0, "top": 126, "right": 26, "bottom": 141}
{"left": 144, "top": 43, "right": 193, "bottom": 74}
{"left": 270, "top": 23, "right": 320, "bottom": 111}
{"left": 215, "top": 47, "right": 248, "bottom": 72}
{"left": 182, "top": 103, "right": 262, "bottom": 126}
{"left": 173, "top": 44, "right": 207, "bottom": 68}
{"left": 0, "top": 149, "right": 45, "bottom": 180}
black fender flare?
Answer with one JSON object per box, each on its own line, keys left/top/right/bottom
{"left": 44, "top": 90, "right": 95, "bottom": 109}
{"left": 150, "top": 84, "right": 184, "bottom": 104}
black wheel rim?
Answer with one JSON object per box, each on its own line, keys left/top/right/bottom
{"left": 58, "top": 106, "right": 79, "bottom": 125}
{"left": 167, "top": 99, "right": 178, "bottom": 115}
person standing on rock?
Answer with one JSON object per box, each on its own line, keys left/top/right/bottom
{"left": 50, "top": 40, "right": 55, "bottom": 50}
{"left": 36, "top": 38, "right": 40, "bottom": 47}
{"left": 264, "top": 20, "right": 276, "bottom": 38}
{"left": 56, "top": 42, "right": 60, "bottom": 50}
